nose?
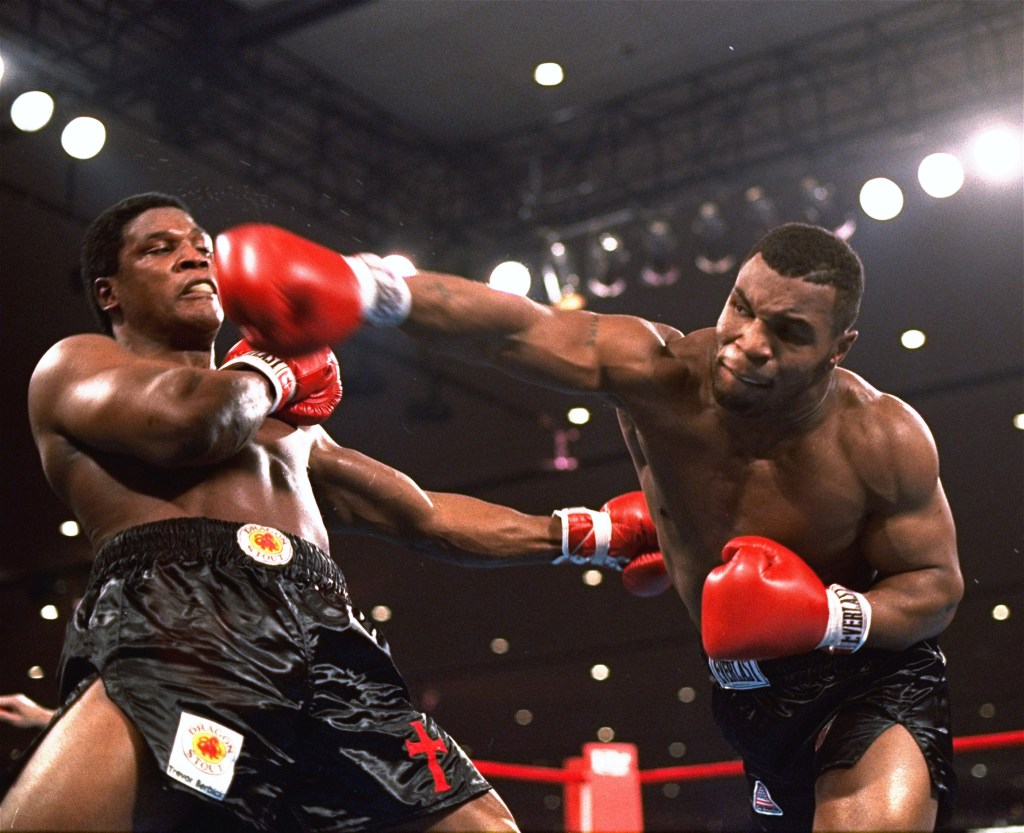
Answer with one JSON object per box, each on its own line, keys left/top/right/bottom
{"left": 176, "top": 241, "right": 210, "bottom": 271}
{"left": 735, "top": 318, "right": 772, "bottom": 363}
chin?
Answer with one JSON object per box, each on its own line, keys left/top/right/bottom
{"left": 711, "top": 373, "right": 771, "bottom": 417}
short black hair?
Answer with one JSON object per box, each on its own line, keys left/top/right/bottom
{"left": 743, "top": 222, "right": 864, "bottom": 333}
{"left": 80, "top": 192, "right": 191, "bottom": 334}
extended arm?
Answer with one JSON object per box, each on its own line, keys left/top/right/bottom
{"left": 404, "top": 271, "right": 677, "bottom": 395}
{"left": 307, "top": 427, "right": 560, "bottom": 565}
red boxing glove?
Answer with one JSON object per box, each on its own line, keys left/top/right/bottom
{"left": 622, "top": 551, "right": 672, "bottom": 598}
{"left": 215, "top": 224, "right": 411, "bottom": 357}
{"left": 701, "top": 535, "right": 872, "bottom": 660}
{"left": 553, "top": 491, "right": 659, "bottom": 570}
{"left": 220, "top": 339, "right": 343, "bottom": 426}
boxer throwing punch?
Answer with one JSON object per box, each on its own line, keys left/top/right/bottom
{"left": 3, "top": 194, "right": 660, "bottom": 833}
{"left": 216, "top": 221, "right": 963, "bottom": 831}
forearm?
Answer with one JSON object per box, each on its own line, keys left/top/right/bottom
{"left": 404, "top": 272, "right": 545, "bottom": 342}
{"left": 146, "top": 367, "right": 273, "bottom": 466}
{"left": 410, "top": 492, "right": 562, "bottom": 566}
{"left": 864, "top": 567, "right": 963, "bottom": 649}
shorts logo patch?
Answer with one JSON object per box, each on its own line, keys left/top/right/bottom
{"left": 752, "top": 779, "right": 784, "bottom": 816}
{"left": 236, "top": 523, "right": 293, "bottom": 565}
{"left": 405, "top": 718, "right": 452, "bottom": 793}
{"left": 166, "top": 711, "right": 245, "bottom": 801}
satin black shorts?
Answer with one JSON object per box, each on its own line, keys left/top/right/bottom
{"left": 709, "top": 642, "right": 956, "bottom": 831}
{"left": 58, "top": 517, "right": 490, "bottom": 832}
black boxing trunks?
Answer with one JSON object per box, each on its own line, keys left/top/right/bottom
{"left": 58, "top": 517, "right": 491, "bottom": 832}
{"left": 708, "top": 642, "right": 956, "bottom": 831}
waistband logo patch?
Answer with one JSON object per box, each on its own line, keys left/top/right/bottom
{"left": 166, "top": 711, "right": 245, "bottom": 801}
{"left": 752, "top": 779, "right": 784, "bottom": 816}
{"left": 236, "top": 523, "right": 293, "bottom": 565}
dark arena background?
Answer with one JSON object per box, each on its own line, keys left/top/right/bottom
{"left": 1, "top": 2, "right": 1021, "bottom": 830}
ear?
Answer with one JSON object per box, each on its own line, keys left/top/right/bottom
{"left": 93, "top": 277, "right": 118, "bottom": 313}
{"left": 830, "top": 329, "right": 858, "bottom": 367}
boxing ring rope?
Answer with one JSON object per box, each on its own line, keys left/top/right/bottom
{"left": 472, "top": 729, "right": 1024, "bottom": 832}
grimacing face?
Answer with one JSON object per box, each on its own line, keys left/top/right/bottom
{"left": 94, "top": 207, "right": 222, "bottom": 345}
{"left": 711, "top": 254, "right": 856, "bottom": 418}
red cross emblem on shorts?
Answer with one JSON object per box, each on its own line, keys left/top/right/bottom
{"left": 405, "top": 719, "right": 451, "bottom": 793}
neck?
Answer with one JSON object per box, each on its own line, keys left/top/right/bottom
{"left": 722, "top": 372, "right": 837, "bottom": 453}
{"left": 115, "top": 326, "right": 216, "bottom": 368}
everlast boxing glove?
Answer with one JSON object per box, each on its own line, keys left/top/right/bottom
{"left": 220, "top": 339, "right": 343, "bottom": 426}
{"left": 215, "top": 224, "right": 410, "bottom": 357}
{"left": 553, "top": 491, "right": 671, "bottom": 596}
{"left": 701, "top": 535, "right": 872, "bottom": 660}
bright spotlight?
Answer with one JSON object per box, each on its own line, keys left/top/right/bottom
{"left": 900, "top": 329, "right": 927, "bottom": 350}
{"left": 488, "top": 261, "right": 531, "bottom": 296}
{"left": 534, "top": 62, "right": 564, "bottom": 87}
{"left": 10, "top": 90, "right": 55, "bottom": 132}
{"left": 61, "top": 116, "right": 106, "bottom": 159}
{"left": 859, "top": 177, "right": 904, "bottom": 221}
{"left": 972, "top": 126, "right": 1023, "bottom": 182}
{"left": 918, "top": 153, "right": 964, "bottom": 198}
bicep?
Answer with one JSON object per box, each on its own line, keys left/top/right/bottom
{"left": 859, "top": 406, "right": 962, "bottom": 598}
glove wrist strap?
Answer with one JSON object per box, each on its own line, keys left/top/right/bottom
{"left": 345, "top": 254, "right": 412, "bottom": 326}
{"left": 221, "top": 352, "right": 296, "bottom": 412}
{"left": 552, "top": 508, "right": 611, "bottom": 565}
{"left": 817, "top": 584, "right": 872, "bottom": 654}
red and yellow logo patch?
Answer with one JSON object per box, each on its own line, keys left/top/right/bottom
{"left": 236, "top": 523, "right": 293, "bottom": 565}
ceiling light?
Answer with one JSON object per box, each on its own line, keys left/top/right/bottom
{"left": 27, "top": 665, "right": 45, "bottom": 679}
{"left": 61, "top": 116, "right": 106, "bottom": 160}
{"left": 371, "top": 605, "right": 392, "bottom": 622}
{"left": 596, "top": 726, "right": 615, "bottom": 742}
{"left": 900, "top": 329, "right": 926, "bottom": 350}
{"left": 991, "top": 604, "right": 1010, "bottom": 621}
{"left": 488, "top": 261, "right": 531, "bottom": 296}
{"left": 10, "top": 90, "right": 55, "bottom": 132}
{"left": 567, "top": 407, "right": 590, "bottom": 425}
{"left": 972, "top": 125, "right": 1023, "bottom": 182}
{"left": 514, "top": 709, "right": 533, "bottom": 725}
{"left": 590, "top": 663, "right": 610, "bottom": 681}
{"left": 582, "top": 569, "right": 603, "bottom": 586}
{"left": 918, "top": 153, "right": 964, "bottom": 198}
{"left": 859, "top": 177, "right": 903, "bottom": 221}
{"left": 1014, "top": 413, "right": 1024, "bottom": 431}
{"left": 534, "top": 62, "right": 564, "bottom": 87}
{"left": 40, "top": 605, "right": 59, "bottom": 620}
{"left": 490, "top": 637, "right": 510, "bottom": 655}
{"left": 59, "top": 519, "right": 80, "bottom": 537}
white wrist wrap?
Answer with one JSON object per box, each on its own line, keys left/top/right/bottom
{"left": 221, "top": 351, "right": 295, "bottom": 412}
{"left": 817, "top": 584, "right": 872, "bottom": 654}
{"left": 345, "top": 253, "right": 412, "bottom": 326}
{"left": 552, "top": 508, "right": 613, "bottom": 566}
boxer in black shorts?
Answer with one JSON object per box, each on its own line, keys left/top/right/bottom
{"left": 59, "top": 518, "right": 493, "bottom": 832}
{"left": 349, "top": 219, "right": 966, "bottom": 829}
{"left": 709, "top": 642, "right": 956, "bottom": 830}
{"left": 5, "top": 194, "right": 657, "bottom": 831}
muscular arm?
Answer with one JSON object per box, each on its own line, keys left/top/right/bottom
{"left": 404, "top": 271, "right": 680, "bottom": 395}
{"left": 858, "top": 397, "right": 963, "bottom": 649}
{"left": 308, "top": 427, "right": 560, "bottom": 565}
{"left": 29, "top": 334, "right": 274, "bottom": 468}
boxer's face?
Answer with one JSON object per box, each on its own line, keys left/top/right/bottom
{"left": 712, "top": 253, "right": 856, "bottom": 417}
{"left": 97, "top": 207, "right": 222, "bottom": 344}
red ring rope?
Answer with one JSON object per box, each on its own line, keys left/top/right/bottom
{"left": 473, "top": 729, "right": 1024, "bottom": 785}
